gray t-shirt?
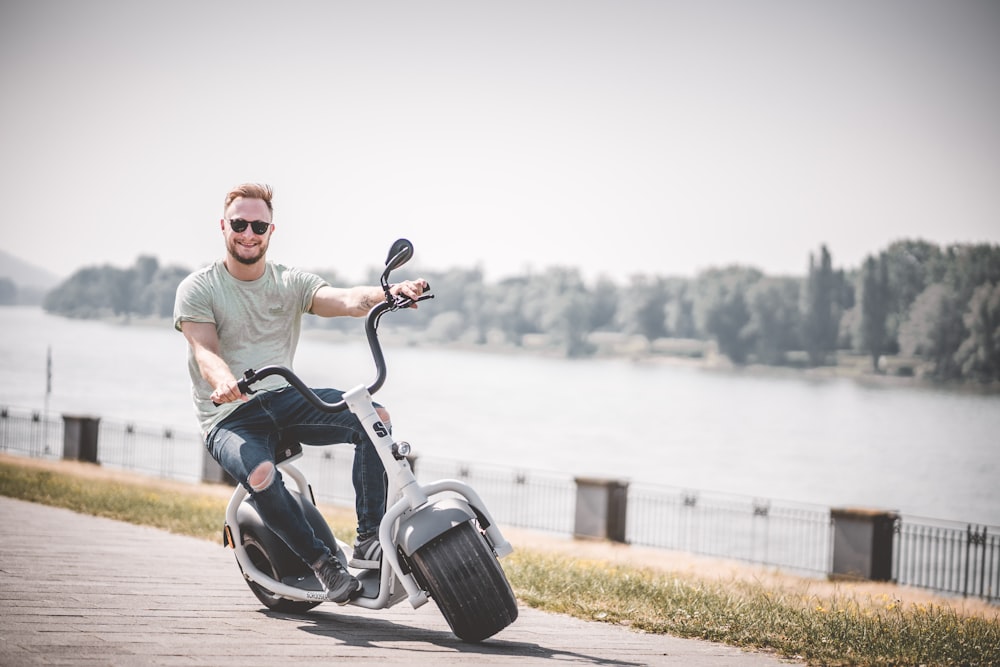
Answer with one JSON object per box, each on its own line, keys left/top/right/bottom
{"left": 173, "top": 259, "right": 327, "bottom": 435}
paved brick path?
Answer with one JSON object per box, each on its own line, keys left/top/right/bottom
{"left": 0, "top": 496, "right": 794, "bottom": 666}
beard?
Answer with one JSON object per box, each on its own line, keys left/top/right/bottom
{"left": 227, "top": 237, "right": 267, "bottom": 265}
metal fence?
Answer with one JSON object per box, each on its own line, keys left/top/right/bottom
{"left": 1, "top": 404, "right": 997, "bottom": 603}
{"left": 97, "top": 419, "right": 203, "bottom": 483}
{"left": 0, "top": 407, "right": 62, "bottom": 459}
{"left": 0, "top": 406, "right": 202, "bottom": 482}
{"left": 627, "top": 484, "right": 832, "bottom": 576}
{"left": 895, "top": 519, "right": 999, "bottom": 603}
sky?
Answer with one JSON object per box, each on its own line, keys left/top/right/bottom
{"left": 2, "top": 1, "right": 999, "bottom": 285}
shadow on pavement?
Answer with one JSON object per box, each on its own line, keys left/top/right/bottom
{"left": 265, "top": 608, "right": 647, "bottom": 666}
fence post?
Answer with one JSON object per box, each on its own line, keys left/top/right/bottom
{"left": 831, "top": 507, "right": 898, "bottom": 581}
{"left": 61, "top": 414, "right": 100, "bottom": 464}
{"left": 573, "top": 477, "right": 628, "bottom": 543}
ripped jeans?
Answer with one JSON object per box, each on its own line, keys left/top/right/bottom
{"left": 206, "top": 386, "right": 386, "bottom": 566}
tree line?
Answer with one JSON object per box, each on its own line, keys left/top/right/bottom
{"left": 40, "top": 239, "right": 1000, "bottom": 383}
{"left": 0, "top": 278, "right": 47, "bottom": 306}
{"left": 42, "top": 256, "right": 189, "bottom": 322}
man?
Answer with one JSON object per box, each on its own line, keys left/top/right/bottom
{"left": 173, "top": 182, "right": 427, "bottom": 603}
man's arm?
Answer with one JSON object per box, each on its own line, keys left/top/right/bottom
{"left": 179, "top": 321, "right": 245, "bottom": 404}
{"left": 310, "top": 280, "right": 428, "bottom": 318}
{"left": 310, "top": 285, "right": 386, "bottom": 318}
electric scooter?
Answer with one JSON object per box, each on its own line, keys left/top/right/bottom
{"left": 221, "top": 239, "right": 518, "bottom": 643}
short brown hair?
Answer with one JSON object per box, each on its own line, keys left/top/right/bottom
{"left": 224, "top": 183, "right": 273, "bottom": 214}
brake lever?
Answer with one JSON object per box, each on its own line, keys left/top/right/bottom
{"left": 390, "top": 289, "right": 434, "bottom": 310}
{"left": 237, "top": 369, "right": 259, "bottom": 397}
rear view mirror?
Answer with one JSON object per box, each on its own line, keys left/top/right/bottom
{"left": 385, "top": 238, "right": 414, "bottom": 272}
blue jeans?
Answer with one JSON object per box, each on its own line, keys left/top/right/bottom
{"left": 206, "top": 386, "right": 386, "bottom": 566}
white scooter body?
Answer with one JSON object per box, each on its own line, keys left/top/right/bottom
{"left": 224, "top": 367, "right": 513, "bottom": 611}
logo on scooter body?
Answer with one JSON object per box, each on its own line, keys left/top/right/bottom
{"left": 373, "top": 421, "right": 389, "bottom": 437}
{"left": 305, "top": 591, "right": 329, "bottom": 601}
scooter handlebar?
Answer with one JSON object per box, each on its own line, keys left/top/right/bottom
{"left": 238, "top": 365, "right": 348, "bottom": 412}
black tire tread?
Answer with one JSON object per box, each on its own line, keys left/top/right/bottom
{"left": 410, "top": 521, "right": 518, "bottom": 642}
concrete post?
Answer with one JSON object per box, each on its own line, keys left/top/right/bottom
{"left": 831, "top": 507, "right": 898, "bottom": 581}
{"left": 61, "top": 414, "right": 100, "bottom": 464}
{"left": 574, "top": 477, "right": 629, "bottom": 543}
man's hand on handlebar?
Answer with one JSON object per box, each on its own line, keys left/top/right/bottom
{"left": 389, "top": 279, "right": 430, "bottom": 308}
{"left": 211, "top": 378, "right": 248, "bottom": 405}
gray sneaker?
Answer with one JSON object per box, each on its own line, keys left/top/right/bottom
{"left": 312, "top": 555, "right": 361, "bottom": 604}
{"left": 349, "top": 533, "right": 382, "bottom": 569}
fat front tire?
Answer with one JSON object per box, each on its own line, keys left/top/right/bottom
{"left": 410, "top": 521, "right": 518, "bottom": 642}
{"left": 241, "top": 531, "right": 321, "bottom": 614}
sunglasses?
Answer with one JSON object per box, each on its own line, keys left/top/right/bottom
{"left": 228, "top": 218, "right": 271, "bottom": 235}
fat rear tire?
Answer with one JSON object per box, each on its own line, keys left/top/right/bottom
{"left": 241, "top": 530, "right": 321, "bottom": 613}
{"left": 410, "top": 521, "right": 518, "bottom": 642}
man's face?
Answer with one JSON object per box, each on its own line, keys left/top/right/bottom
{"left": 222, "top": 197, "right": 273, "bottom": 266}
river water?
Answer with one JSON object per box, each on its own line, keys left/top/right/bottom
{"left": 1, "top": 306, "right": 997, "bottom": 525}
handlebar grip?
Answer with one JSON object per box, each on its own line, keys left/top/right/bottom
{"left": 211, "top": 373, "right": 256, "bottom": 407}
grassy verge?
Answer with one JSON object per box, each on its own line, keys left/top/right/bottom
{"left": 2, "top": 457, "right": 997, "bottom": 666}
{"left": 0, "top": 458, "right": 359, "bottom": 543}
{"left": 507, "top": 552, "right": 999, "bottom": 666}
